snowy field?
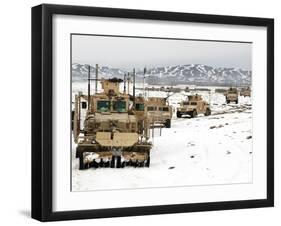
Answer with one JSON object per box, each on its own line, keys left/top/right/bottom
{"left": 71, "top": 81, "right": 252, "bottom": 191}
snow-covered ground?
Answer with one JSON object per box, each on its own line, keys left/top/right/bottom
{"left": 71, "top": 81, "right": 252, "bottom": 191}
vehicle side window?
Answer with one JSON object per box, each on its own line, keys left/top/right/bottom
{"left": 147, "top": 106, "right": 155, "bottom": 111}
{"left": 81, "top": 101, "right": 87, "bottom": 109}
{"left": 136, "top": 103, "right": 144, "bottom": 111}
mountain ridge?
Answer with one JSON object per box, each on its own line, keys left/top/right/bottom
{"left": 72, "top": 63, "right": 251, "bottom": 86}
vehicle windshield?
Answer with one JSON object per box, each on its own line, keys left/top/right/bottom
{"left": 113, "top": 100, "right": 126, "bottom": 112}
{"left": 136, "top": 103, "right": 144, "bottom": 111}
{"left": 97, "top": 100, "right": 110, "bottom": 112}
{"left": 188, "top": 102, "right": 197, "bottom": 105}
{"left": 147, "top": 106, "right": 155, "bottom": 111}
{"left": 162, "top": 107, "right": 169, "bottom": 111}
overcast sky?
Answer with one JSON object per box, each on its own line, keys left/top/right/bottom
{"left": 72, "top": 34, "right": 252, "bottom": 70}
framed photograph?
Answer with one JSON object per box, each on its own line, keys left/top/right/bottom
{"left": 32, "top": 4, "right": 274, "bottom": 221}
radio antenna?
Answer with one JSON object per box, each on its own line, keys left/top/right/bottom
{"left": 87, "top": 65, "right": 91, "bottom": 110}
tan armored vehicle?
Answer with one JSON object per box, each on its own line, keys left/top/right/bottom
{"left": 225, "top": 87, "right": 239, "bottom": 104}
{"left": 176, "top": 94, "right": 211, "bottom": 118}
{"left": 240, "top": 86, "right": 251, "bottom": 97}
{"left": 145, "top": 97, "right": 173, "bottom": 128}
{"left": 134, "top": 96, "right": 146, "bottom": 117}
{"left": 72, "top": 78, "right": 152, "bottom": 169}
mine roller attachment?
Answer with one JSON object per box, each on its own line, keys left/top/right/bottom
{"left": 78, "top": 150, "right": 151, "bottom": 170}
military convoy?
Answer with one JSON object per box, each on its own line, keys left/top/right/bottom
{"left": 225, "top": 87, "right": 239, "bottom": 104}
{"left": 72, "top": 76, "right": 152, "bottom": 170}
{"left": 176, "top": 94, "right": 211, "bottom": 118}
{"left": 72, "top": 64, "right": 252, "bottom": 170}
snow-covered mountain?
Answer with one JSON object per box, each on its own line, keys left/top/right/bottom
{"left": 72, "top": 63, "right": 251, "bottom": 86}
{"left": 72, "top": 63, "right": 127, "bottom": 80}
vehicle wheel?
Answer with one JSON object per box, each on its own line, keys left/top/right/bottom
{"left": 165, "top": 119, "right": 171, "bottom": 128}
{"left": 176, "top": 111, "right": 182, "bottom": 118}
{"left": 110, "top": 156, "right": 115, "bottom": 168}
{"left": 79, "top": 154, "right": 86, "bottom": 170}
{"left": 116, "top": 156, "right": 121, "bottom": 168}
{"left": 75, "top": 147, "right": 82, "bottom": 158}
{"left": 145, "top": 156, "right": 150, "bottom": 167}
{"left": 236, "top": 100, "right": 238, "bottom": 104}
{"left": 191, "top": 110, "right": 197, "bottom": 118}
{"left": 205, "top": 108, "right": 211, "bottom": 116}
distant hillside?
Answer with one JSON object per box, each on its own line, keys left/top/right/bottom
{"left": 72, "top": 63, "right": 251, "bottom": 86}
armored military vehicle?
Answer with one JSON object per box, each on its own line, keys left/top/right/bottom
{"left": 225, "top": 87, "right": 239, "bottom": 104}
{"left": 145, "top": 97, "right": 173, "bottom": 128}
{"left": 134, "top": 96, "right": 145, "bottom": 117}
{"left": 72, "top": 76, "right": 152, "bottom": 170}
{"left": 176, "top": 94, "right": 211, "bottom": 118}
{"left": 240, "top": 86, "right": 251, "bottom": 97}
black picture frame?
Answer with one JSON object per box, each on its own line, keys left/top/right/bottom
{"left": 31, "top": 4, "right": 274, "bottom": 222}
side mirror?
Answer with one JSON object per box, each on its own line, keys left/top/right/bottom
{"left": 71, "top": 111, "right": 75, "bottom": 130}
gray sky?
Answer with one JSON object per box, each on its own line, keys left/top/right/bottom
{"left": 72, "top": 34, "right": 252, "bottom": 70}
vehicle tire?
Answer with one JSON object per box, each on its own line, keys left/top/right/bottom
{"left": 205, "top": 108, "right": 211, "bottom": 116}
{"left": 176, "top": 111, "right": 182, "bottom": 118}
{"left": 116, "top": 156, "right": 121, "bottom": 168}
{"left": 165, "top": 119, "right": 171, "bottom": 128}
{"left": 75, "top": 147, "right": 82, "bottom": 158}
{"left": 145, "top": 156, "right": 150, "bottom": 167}
{"left": 110, "top": 156, "right": 115, "bottom": 168}
{"left": 79, "top": 154, "right": 85, "bottom": 170}
{"left": 191, "top": 110, "right": 197, "bottom": 118}
{"left": 236, "top": 100, "right": 238, "bottom": 104}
